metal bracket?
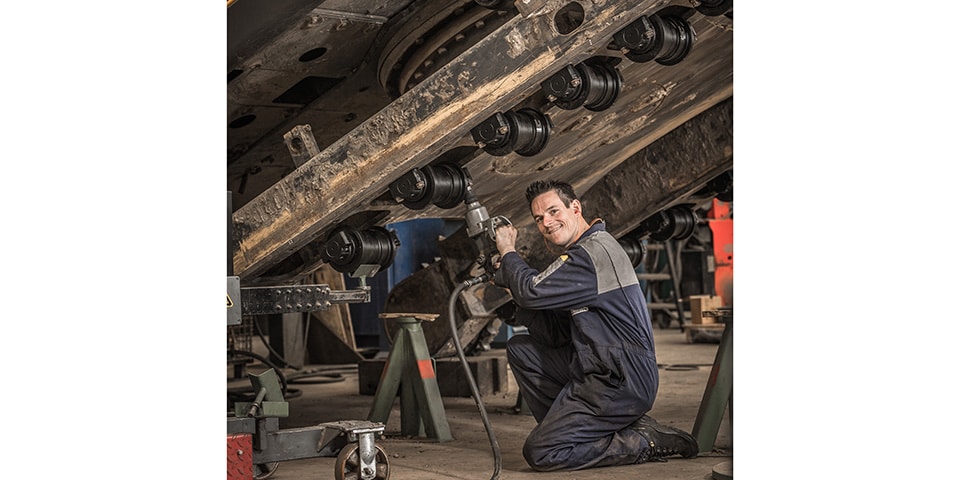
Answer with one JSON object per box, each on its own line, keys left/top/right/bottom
{"left": 233, "top": 369, "right": 290, "bottom": 418}
{"left": 238, "top": 283, "right": 370, "bottom": 315}
{"left": 316, "top": 420, "right": 386, "bottom": 457}
{"left": 515, "top": 0, "right": 550, "bottom": 18}
{"left": 348, "top": 264, "right": 381, "bottom": 280}
{"left": 283, "top": 124, "right": 321, "bottom": 167}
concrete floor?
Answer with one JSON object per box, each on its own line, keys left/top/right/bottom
{"left": 229, "top": 326, "right": 732, "bottom": 480}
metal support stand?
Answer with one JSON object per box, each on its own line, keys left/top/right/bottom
{"left": 692, "top": 308, "right": 733, "bottom": 454}
{"left": 368, "top": 313, "right": 453, "bottom": 442}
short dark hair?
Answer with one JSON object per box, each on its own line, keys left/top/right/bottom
{"left": 525, "top": 180, "right": 578, "bottom": 209}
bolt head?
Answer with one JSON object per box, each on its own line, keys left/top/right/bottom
{"left": 541, "top": 64, "right": 580, "bottom": 99}
{"left": 615, "top": 16, "right": 656, "bottom": 50}
{"left": 471, "top": 112, "right": 510, "bottom": 145}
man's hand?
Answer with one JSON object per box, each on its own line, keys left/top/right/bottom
{"left": 495, "top": 224, "right": 518, "bottom": 257}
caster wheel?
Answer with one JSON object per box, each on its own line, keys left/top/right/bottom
{"left": 253, "top": 462, "right": 279, "bottom": 480}
{"left": 334, "top": 443, "right": 390, "bottom": 480}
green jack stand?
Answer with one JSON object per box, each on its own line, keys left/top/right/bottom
{"left": 692, "top": 308, "right": 733, "bottom": 454}
{"left": 367, "top": 313, "right": 453, "bottom": 442}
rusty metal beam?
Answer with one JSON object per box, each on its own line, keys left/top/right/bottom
{"left": 519, "top": 96, "right": 733, "bottom": 270}
{"left": 583, "top": 96, "right": 734, "bottom": 239}
{"left": 384, "top": 8, "right": 733, "bottom": 273}
{"left": 232, "top": 0, "right": 679, "bottom": 280}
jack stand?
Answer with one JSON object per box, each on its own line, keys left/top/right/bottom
{"left": 368, "top": 313, "right": 453, "bottom": 442}
{"left": 692, "top": 308, "right": 733, "bottom": 453}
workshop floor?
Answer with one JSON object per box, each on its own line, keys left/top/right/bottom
{"left": 230, "top": 326, "right": 732, "bottom": 480}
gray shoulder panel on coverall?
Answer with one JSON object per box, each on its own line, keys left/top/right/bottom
{"left": 578, "top": 231, "right": 639, "bottom": 295}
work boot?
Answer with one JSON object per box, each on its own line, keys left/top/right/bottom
{"left": 631, "top": 415, "right": 699, "bottom": 462}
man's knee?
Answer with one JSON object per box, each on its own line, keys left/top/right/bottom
{"left": 523, "top": 436, "right": 556, "bottom": 471}
{"left": 505, "top": 334, "right": 534, "bottom": 366}
{"left": 522, "top": 429, "right": 571, "bottom": 471}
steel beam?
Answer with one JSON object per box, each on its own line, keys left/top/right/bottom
{"left": 231, "top": 0, "right": 686, "bottom": 280}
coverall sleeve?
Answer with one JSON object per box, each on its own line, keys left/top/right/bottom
{"left": 493, "top": 248, "right": 597, "bottom": 311}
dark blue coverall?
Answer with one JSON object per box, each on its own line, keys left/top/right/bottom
{"left": 494, "top": 221, "right": 659, "bottom": 471}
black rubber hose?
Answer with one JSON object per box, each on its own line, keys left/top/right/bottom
{"left": 286, "top": 366, "right": 350, "bottom": 384}
{"left": 251, "top": 314, "right": 309, "bottom": 371}
{"left": 449, "top": 278, "right": 501, "bottom": 480}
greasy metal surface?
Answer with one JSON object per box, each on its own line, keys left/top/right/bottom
{"left": 228, "top": 0, "right": 734, "bottom": 283}
{"left": 228, "top": 1, "right": 401, "bottom": 205}
{"left": 378, "top": 1, "right": 517, "bottom": 97}
{"left": 583, "top": 97, "right": 735, "bottom": 237}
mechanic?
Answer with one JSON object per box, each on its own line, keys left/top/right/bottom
{"left": 492, "top": 179, "right": 699, "bottom": 471}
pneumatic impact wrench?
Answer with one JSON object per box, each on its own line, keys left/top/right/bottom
{"left": 462, "top": 184, "right": 511, "bottom": 286}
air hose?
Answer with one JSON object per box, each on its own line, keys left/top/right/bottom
{"left": 448, "top": 275, "right": 501, "bottom": 480}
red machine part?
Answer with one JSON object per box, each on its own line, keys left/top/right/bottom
{"left": 706, "top": 198, "right": 733, "bottom": 307}
{"left": 227, "top": 433, "right": 254, "bottom": 480}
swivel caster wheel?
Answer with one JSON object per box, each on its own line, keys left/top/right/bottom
{"left": 334, "top": 443, "right": 390, "bottom": 480}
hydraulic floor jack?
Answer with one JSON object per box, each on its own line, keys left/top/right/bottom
{"left": 227, "top": 369, "right": 390, "bottom": 480}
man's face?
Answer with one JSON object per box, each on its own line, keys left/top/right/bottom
{"left": 530, "top": 190, "right": 582, "bottom": 249}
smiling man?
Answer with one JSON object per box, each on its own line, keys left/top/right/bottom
{"left": 492, "top": 179, "right": 698, "bottom": 472}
